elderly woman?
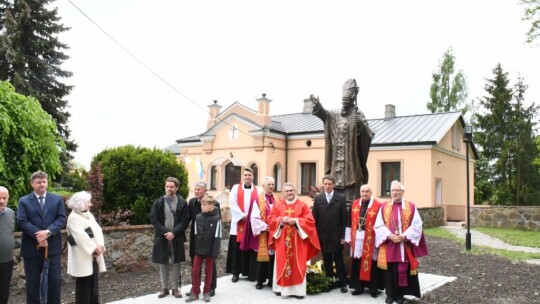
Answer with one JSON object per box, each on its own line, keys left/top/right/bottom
{"left": 66, "top": 191, "right": 106, "bottom": 304}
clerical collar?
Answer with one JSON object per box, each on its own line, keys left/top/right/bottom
{"left": 361, "top": 199, "right": 370, "bottom": 204}
{"left": 243, "top": 184, "right": 252, "bottom": 189}
{"left": 393, "top": 200, "right": 403, "bottom": 204}
{"left": 285, "top": 197, "right": 297, "bottom": 204}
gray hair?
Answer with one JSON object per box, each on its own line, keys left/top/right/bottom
{"left": 193, "top": 181, "right": 208, "bottom": 189}
{"left": 360, "top": 184, "right": 372, "bottom": 192}
{"left": 391, "top": 180, "right": 405, "bottom": 191}
{"left": 0, "top": 186, "right": 8, "bottom": 195}
{"left": 283, "top": 182, "right": 296, "bottom": 191}
{"left": 67, "top": 191, "right": 92, "bottom": 211}
{"left": 31, "top": 171, "right": 48, "bottom": 182}
{"left": 263, "top": 176, "right": 275, "bottom": 185}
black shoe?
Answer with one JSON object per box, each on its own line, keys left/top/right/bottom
{"left": 185, "top": 291, "right": 191, "bottom": 297}
{"left": 293, "top": 295, "right": 304, "bottom": 299}
{"left": 385, "top": 296, "right": 395, "bottom": 304}
{"left": 370, "top": 291, "right": 378, "bottom": 298}
{"left": 209, "top": 289, "right": 215, "bottom": 297}
{"left": 266, "top": 282, "right": 273, "bottom": 288}
{"left": 274, "top": 292, "right": 281, "bottom": 296}
{"left": 231, "top": 275, "right": 239, "bottom": 283}
{"left": 340, "top": 286, "right": 348, "bottom": 293}
{"left": 255, "top": 283, "right": 263, "bottom": 290}
{"left": 352, "top": 289, "right": 363, "bottom": 295}
{"left": 396, "top": 296, "right": 405, "bottom": 304}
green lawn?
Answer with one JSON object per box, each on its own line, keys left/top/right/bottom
{"left": 424, "top": 226, "right": 540, "bottom": 261}
{"left": 473, "top": 227, "right": 540, "bottom": 248}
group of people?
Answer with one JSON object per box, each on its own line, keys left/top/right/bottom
{"left": 0, "top": 169, "right": 427, "bottom": 304}
{"left": 0, "top": 171, "right": 107, "bottom": 304}
{"left": 225, "top": 168, "right": 427, "bottom": 304}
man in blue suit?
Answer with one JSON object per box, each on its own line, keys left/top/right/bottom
{"left": 18, "top": 171, "right": 66, "bottom": 304}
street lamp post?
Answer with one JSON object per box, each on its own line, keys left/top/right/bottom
{"left": 463, "top": 126, "right": 473, "bottom": 250}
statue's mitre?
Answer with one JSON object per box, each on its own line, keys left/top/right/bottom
{"left": 342, "top": 79, "right": 359, "bottom": 99}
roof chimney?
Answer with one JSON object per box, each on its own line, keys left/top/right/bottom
{"left": 256, "top": 93, "right": 272, "bottom": 127}
{"left": 207, "top": 100, "right": 222, "bottom": 129}
{"left": 385, "top": 104, "right": 396, "bottom": 119}
{"left": 303, "top": 98, "right": 314, "bottom": 113}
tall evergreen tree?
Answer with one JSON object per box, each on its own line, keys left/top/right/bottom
{"left": 427, "top": 47, "right": 468, "bottom": 113}
{"left": 474, "top": 64, "right": 540, "bottom": 205}
{"left": 0, "top": 0, "right": 76, "bottom": 166}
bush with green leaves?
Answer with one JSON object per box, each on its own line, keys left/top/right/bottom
{"left": 0, "top": 81, "right": 64, "bottom": 207}
{"left": 89, "top": 145, "right": 188, "bottom": 225}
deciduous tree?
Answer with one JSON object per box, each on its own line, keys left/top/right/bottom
{"left": 427, "top": 48, "right": 468, "bottom": 113}
{"left": 0, "top": 81, "right": 64, "bottom": 206}
{"left": 521, "top": 0, "right": 540, "bottom": 44}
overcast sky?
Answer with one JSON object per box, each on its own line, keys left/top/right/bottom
{"left": 54, "top": 0, "right": 540, "bottom": 169}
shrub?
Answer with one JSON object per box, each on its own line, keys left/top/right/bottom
{"left": 88, "top": 145, "right": 188, "bottom": 225}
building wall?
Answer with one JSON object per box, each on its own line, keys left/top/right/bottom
{"left": 178, "top": 106, "right": 472, "bottom": 222}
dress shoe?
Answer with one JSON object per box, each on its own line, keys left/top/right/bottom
{"left": 352, "top": 289, "right": 364, "bottom": 295}
{"left": 396, "top": 296, "right": 405, "bottom": 304}
{"left": 274, "top": 292, "right": 281, "bottom": 296}
{"left": 209, "top": 289, "right": 215, "bottom": 297}
{"left": 385, "top": 296, "right": 395, "bottom": 304}
{"left": 340, "top": 286, "right": 348, "bottom": 293}
{"left": 185, "top": 294, "right": 199, "bottom": 303}
{"left": 255, "top": 283, "right": 263, "bottom": 290}
{"left": 370, "top": 291, "right": 378, "bottom": 298}
{"left": 172, "top": 289, "right": 182, "bottom": 298}
{"left": 203, "top": 293, "right": 211, "bottom": 302}
{"left": 266, "top": 282, "right": 273, "bottom": 288}
{"left": 293, "top": 295, "right": 304, "bottom": 299}
{"left": 158, "top": 288, "right": 169, "bottom": 298}
{"left": 231, "top": 275, "right": 239, "bottom": 283}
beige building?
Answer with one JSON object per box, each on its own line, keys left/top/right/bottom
{"left": 166, "top": 95, "right": 477, "bottom": 222}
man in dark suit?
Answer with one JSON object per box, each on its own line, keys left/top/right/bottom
{"left": 312, "top": 174, "right": 348, "bottom": 293}
{"left": 17, "top": 171, "right": 66, "bottom": 304}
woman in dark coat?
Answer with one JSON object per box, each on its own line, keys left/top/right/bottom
{"left": 150, "top": 177, "right": 190, "bottom": 298}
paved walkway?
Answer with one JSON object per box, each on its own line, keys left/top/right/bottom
{"left": 441, "top": 226, "right": 540, "bottom": 265}
{"left": 108, "top": 272, "right": 456, "bottom": 304}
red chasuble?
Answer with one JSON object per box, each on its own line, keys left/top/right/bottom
{"left": 267, "top": 198, "right": 320, "bottom": 287}
{"left": 236, "top": 184, "right": 258, "bottom": 243}
{"left": 350, "top": 198, "right": 380, "bottom": 281}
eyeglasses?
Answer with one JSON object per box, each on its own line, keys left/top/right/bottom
{"left": 390, "top": 189, "right": 403, "bottom": 192}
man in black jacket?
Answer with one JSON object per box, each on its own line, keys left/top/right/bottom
{"left": 187, "top": 181, "right": 221, "bottom": 297}
{"left": 312, "top": 174, "right": 348, "bottom": 293}
{"left": 150, "top": 177, "right": 190, "bottom": 299}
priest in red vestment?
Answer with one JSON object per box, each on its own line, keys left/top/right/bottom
{"left": 267, "top": 182, "right": 320, "bottom": 299}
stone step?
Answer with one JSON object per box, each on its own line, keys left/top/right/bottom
{"left": 444, "top": 221, "right": 466, "bottom": 228}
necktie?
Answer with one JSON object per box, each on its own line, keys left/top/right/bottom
{"left": 39, "top": 196, "right": 44, "bottom": 210}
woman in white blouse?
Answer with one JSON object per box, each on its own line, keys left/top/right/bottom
{"left": 66, "top": 191, "right": 106, "bottom": 304}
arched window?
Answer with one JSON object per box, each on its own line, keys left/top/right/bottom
{"left": 210, "top": 166, "right": 218, "bottom": 190}
{"left": 273, "top": 163, "right": 282, "bottom": 192}
{"left": 225, "top": 162, "right": 241, "bottom": 190}
{"left": 251, "top": 163, "right": 259, "bottom": 185}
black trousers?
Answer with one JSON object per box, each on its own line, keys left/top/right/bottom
{"left": 75, "top": 261, "right": 99, "bottom": 304}
{"left": 0, "top": 260, "right": 13, "bottom": 304}
{"left": 349, "top": 258, "right": 382, "bottom": 292}
{"left": 256, "top": 254, "right": 275, "bottom": 285}
{"left": 322, "top": 251, "right": 347, "bottom": 287}
{"left": 384, "top": 262, "right": 421, "bottom": 299}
